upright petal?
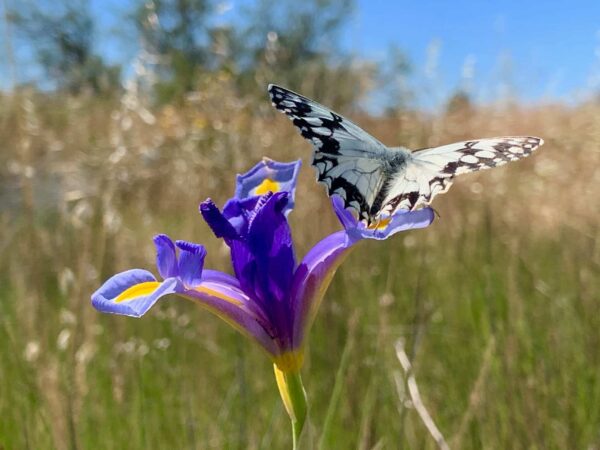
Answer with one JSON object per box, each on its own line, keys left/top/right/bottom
{"left": 247, "top": 192, "right": 296, "bottom": 303}
{"left": 221, "top": 197, "right": 259, "bottom": 236}
{"left": 154, "top": 234, "right": 178, "bottom": 279}
{"left": 91, "top": 269, "right": 179, "bottom": 317}
{"left": 176, "top": 240, "right": 206, "bottom": 288}
{"left": 235, "top": 159, "right": 302, "bottom": 213}
{"left": 228, "top": 239, "right": 257, "bottom": 302}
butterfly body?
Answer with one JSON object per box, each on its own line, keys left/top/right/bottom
{"left": 269, "top": 84, "right": 543, "bottom": 224}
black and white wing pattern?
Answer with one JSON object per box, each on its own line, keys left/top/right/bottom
{"left": 268, "top": 84, "right": 544, "bottom": 222}
{"left": 376, "top": 137, "right": 544, "bottom": 214}
{"left": 269, "top": 84, "right": 389, "bottom": 220}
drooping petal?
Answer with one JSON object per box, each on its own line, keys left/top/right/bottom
{"left": 91, "top": 269, "right": 179, "bottom": 317}
{"left": 201, "top": 269, "right": 243, "bottom": 288}
{"left": 235, "top": 159, "right": 302, "bottom": 213}
{"left": 199, "top": 269, "right": 267, "bottom": 323}
{"left": 362, "top": 207, "right": 434, "bottom": 239}
{"left": 181, "top": 272, "right": 279, "bottom": 356}
{"left": 286, "top": 199, "right": 435, "bottom": 349}
{"left": 289, "top": 231, "right": 355, "bottom": 349}
{"left": 175, "top": 240, "right": 206, "bottom": 288}
{"left": 331, "top": 195, "right": 435, "bottom": 240}
{"left": 153, "top": 234, "right": 178, "bottom": 279}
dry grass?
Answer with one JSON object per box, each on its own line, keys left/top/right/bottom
{"left": 0, "top": 76, "right": 599, "bottom": 448}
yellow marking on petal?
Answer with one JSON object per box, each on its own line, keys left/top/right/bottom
{"left": 367, "top": 217, "right": 392, "bottom": 230}
{"left": 274, "top": 364, "right": 295, "bottom": 420}
{"left": 193, "top": 286, "right": 243, "bottom": 306}
{"left": 274, "top": 350, "right": 304, "bottom": 373}
{"left": 115, "top": 281, "right": 161, "bottom": 303}
{"left": 254, "top": 178, "right": 280, "bottom": 195}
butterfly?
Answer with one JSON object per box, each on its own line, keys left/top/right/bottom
{"left": 268, "top": 84, "right": 544, "bottom": 224}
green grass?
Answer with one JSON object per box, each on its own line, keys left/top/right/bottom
{"left": 1, "top": 215, "right": 598, "bottom": 449}
{"left": 1, "top": 86, "right": 599, "bottom": 449}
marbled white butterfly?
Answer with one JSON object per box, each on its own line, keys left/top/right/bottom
{"left": 269, "top": 84, "right": 543, "bottom": 224}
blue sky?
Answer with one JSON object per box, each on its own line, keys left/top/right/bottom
{"left": 4, "top": 0, "right": 600, "bottom": 109}
{"left": 349, "top": 0, "right": 600, "bottom": 107}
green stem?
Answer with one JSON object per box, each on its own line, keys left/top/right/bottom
{"left": 274, "top": 365, "right": 307, "bottom": 449}
{"left": 288, "top": 372, "right": 306, "bottom": 450}
{"left": 292, "top": 415, "right": 302, "bottom": 450}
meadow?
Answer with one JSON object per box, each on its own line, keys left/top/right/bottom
{"left": 0, "top": 77, "right": 599, "bottom": 449}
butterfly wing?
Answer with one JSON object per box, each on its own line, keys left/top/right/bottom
{"left": 268, "top": 84, "right": 389, "bottom": 220}
{"left": 377, "top": 137, "right": 544, "bottom": 213}
{"left": 269, "top": 85, "right": 544, "bottom": 219}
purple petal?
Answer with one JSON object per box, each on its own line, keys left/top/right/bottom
{"left": 201, "top": 270, "right": 265, "bottom": 323}
{"left": 222, "top": 196, "right": 260, "bottom": 237}
{"left": 201, "top": 269, "right": 243, "bottom": 288}
{"left": 200, "top": 198, "right": 258, "bottom": 294}
{"left": 247, "top": 192, "right": 274, "bottom": 228}
{"left": 289, "top": 231, "right": 355, "bottom": 349}
{"left": 181, "top": 275, "right": 279, "bottom": 356}
{"left": 235, "top": 159, "right": 302, "bottom": 213}
{"left": 356, "top": 208, "right": 435, "bottom": 240}
{"left": 331, "top": 195, "right": 357, "bottom": 230}
{"left": 200, "top": 199, "right": 239, "bottom": 241}
{"left": 216, "top": 191, "right": 297, "bottom": 351}
{"left": 247, "top": 192, "right": 296, "bottom": 303}
{"left": 153, "top": 234, "right": 178, "bottom": 279}
{"left": 331, "top": 196, "right": 435, "bottom": 240}
{"left": 91, "top": 269, "right": 179, "bottom": 317}
{"left": 228, "top": 239, "right": 257, "bottom": 299}
{"left": 175, "top": 240, "right": 206, "bottom": 288}
{"left": 224, "top": 196, "right": 267, "bottom": 299}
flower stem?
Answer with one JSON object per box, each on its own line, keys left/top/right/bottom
{"left": 274, "top": 365, "right": 307, "bottom": 449}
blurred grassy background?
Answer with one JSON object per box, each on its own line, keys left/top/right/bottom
{"left": 1, "top": 1, "right": 600, "bottom": 449}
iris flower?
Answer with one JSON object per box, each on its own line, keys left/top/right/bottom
{"left": 92, "top": 158, "right": 434, "bottom": 448}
